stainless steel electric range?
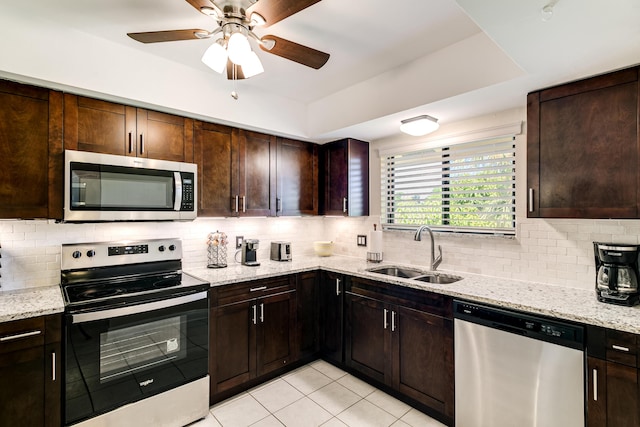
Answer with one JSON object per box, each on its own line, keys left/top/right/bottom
{"left": 61, "top": 238, "right": 210, "bottom": 427}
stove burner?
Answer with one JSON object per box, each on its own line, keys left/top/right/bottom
{"left": 64, "top": 273, "right": 182, "bottom": 304}
{"left": 77, "top": 287, "right": 126, "bottom": 300}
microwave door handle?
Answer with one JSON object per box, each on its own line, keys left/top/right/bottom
{"left": 174, "top": 172, "right": 183, "bottom": 211}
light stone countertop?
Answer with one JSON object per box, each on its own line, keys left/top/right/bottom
{"left": 0, "top": 285, "right": 65, "bottom": 323}
{"left": 3, "top": 255, "right": 639, "bottom": 334}
{"left": 190, "top": 255, "right": 640, "bottom": 334}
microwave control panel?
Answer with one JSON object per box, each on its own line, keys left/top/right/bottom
{"left": 181, "top": 172, "right": 195, "bottom": 211}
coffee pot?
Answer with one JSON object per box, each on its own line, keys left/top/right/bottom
{"left": 241, "top": 239, "right": 260, "bottom": 267}
{"left": 594, "top": 242, "right": 640, "bottom": 306}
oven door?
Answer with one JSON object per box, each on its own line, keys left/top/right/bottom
{"left": 64, "top": 291, "right": 209, "bottom": 425}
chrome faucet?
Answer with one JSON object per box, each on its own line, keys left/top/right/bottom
{"left": 414, "top": 225, "right": 442, "bottom": 271}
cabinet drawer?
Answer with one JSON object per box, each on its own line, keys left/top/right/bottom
{"left": 0, "top": 317, "right": 45, "bottom": 354}
{"left": 606, "top": 330, "right": 637, "bottom": 367}
{"left": 215, "top": 276, "right": 295, "bottom": 307}
{"left": 348, "top": 276, "right": 452, "bottom": 318}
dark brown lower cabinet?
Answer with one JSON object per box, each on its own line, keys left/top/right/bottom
{"left": 0, "top": 314, "right": 61, "bottom": 426}
{"left": 209, "top": 276, "right": 297, "bottom": 402}
{"left": 297, "top": 271, "right": 319, "bottom": 361}
{"left": 345, "top": 277, "right": 453, "bottom": 425}
{"left": 320, "top": 271, "right": 344, "bottom": 364}
{"left": 587, "top": 326, "right": 640, "bottom": 427}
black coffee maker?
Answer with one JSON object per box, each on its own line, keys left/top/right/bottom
{"left": 594, "top": 242, "right": 640, "bottom": 306}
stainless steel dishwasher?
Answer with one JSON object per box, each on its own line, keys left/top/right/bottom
{"left": 454, "top": 300, "right": 585, "bottom": 427}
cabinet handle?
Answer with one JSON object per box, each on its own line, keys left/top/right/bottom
{"left": 250, "top": 286, "right": 267, "bottom": 292}
{"left": 52, "top": 351, "right": 56, "bottom": 382}
{"left": 277, "top": 198, "right": 282, "bottom": 212}
{"left": 343, "top": 197, "right": 347, "bottom": 213}
{"left": 0, "top": 330, "right": 41, "bottom": 342}
{"left": 336, "top": 278, "right": 341, "bottom": 296}
{"left": 139, "top": 133, "right": 144, "bottom": 155}
{"left": 128, "top": 132, "right": 133, "bottom": 153}
{"left": 260, "top": 303, "right": 264, "bottom": 323}
{"left": 383, "top": 309, "right": 388, "bottom": 329}
{"left": 391, "top": 311, "right": 396, "bottom": 332}
{"left": 242, "top": 196, "right": 246, "bottom": 213}
{"left": 612, "top": 344, "right": 630, "bottom": 352}
{"left": 252, "top": 304, "right": 257, "bottom": 325}
{"left": 592, "top": 368, "right": 598, "bottom": 401}
{"left": 528, "top": 188, "right": 534, "bottom": 213}
{"left": 233, "top": 195, "right": 239, "bottom": 213}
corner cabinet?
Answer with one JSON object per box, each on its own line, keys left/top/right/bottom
{"left": 527, "top": 66, "right": 640, "bottom": 218}
{"left": 320, "top": 138, "right": 369, "bottom": 216}
{"left": 0, "top": 80, "right": 63, "bottom": 219}
{"left": 345, "top": 276, "right": 454, "bottom": 425}
{"left": 209, "top": 276, "right": 297, "bottom": 403}
{"left": 0, "top": 314, "right": 62, "bottom": 426}
{"left": 587, "top": 326, "right": 640, "bottom": 427}
{"left": 320, "top": 270, "right": 344, "bottom": 364}
{"left": 64, "top": 94, "right": 194, "bottom": 162}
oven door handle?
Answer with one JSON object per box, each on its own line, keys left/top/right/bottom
{"left": 71, "top": 291, "right": 208, "bottom": 324}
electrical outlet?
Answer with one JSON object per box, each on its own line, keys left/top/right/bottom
{"left": 236, "top": 236, "right": 244, "bottom": 249}
{"left": 357, "top": 235, "right": 367, "bottom": 247}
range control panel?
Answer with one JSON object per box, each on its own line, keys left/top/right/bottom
{"left": 62, "top": 239, "right": 182, "bottom": 270}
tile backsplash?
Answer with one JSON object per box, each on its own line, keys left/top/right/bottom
{"left": 1, "top": 216, "right": 637, "bottom": 292}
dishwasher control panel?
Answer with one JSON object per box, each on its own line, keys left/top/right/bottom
{"left": 454, "top": 300, "right": 584, "bottom": 350}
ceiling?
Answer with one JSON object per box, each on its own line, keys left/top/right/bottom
{"left": 0, "top": 0, "right": 639, "bottom": 142}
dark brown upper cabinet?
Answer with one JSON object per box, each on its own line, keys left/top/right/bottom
{"left": 320, "top": 138, "right": 369, "bottom": 216}
{"left": 64, "top": 94, "right": 194, "bottom": 163}
{"left": 276, "top": 137, "right": 319, "bottom": 216}
{"left": 194, "top": 123, "right": 276, "bottom": 217}
{"left": 527, "top": 66, "right": 640, "bottom": 218}
{"left": 0, "top": 80, "right": 63, "bottom": 219}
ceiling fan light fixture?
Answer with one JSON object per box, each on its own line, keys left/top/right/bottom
{"left": 200, "top": 6, "right": 219, "bottom": 19}
{"left": 400, "top": 115, "right": 439, "bottom": 136}
{"left": 241, "top": 51, "right": 264, "bottom": 78}
{"left": 227, "top": 31, "right": 252, "bottom": 65}
{"left": 202, "top": 39, "right": 228, "bottom": 74}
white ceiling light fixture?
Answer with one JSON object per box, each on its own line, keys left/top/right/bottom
{"left": 400, "top": 115, "right": 440, "bottom": 136}
{"left": 200, "top": 23, "right": 264, "bottom": 78}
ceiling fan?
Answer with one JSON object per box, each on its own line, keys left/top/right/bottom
{"left": 127, "top": 0, "right": 330, "bottom": 80}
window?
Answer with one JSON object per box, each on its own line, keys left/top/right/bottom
{"left": 381, "top": 136, "right": 516, "bottom": 235}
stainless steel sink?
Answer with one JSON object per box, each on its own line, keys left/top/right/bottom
{"left": 365, "top": 266, "right": 425, "bottom": 279}
{"left": 366, "top": 265, "right": 462, "bottom": 284}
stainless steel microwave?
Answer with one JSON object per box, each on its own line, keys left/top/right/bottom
{"left": 64, "top": 150, "right": 197, "bottom": 222}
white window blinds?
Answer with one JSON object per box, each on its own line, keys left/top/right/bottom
{"left": 381, "top": 136, "right": 516, "bottom": 235}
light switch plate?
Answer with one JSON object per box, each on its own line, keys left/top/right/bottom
{"left": 236, "top": 236, "right": 244, "bottom": 249}
{"left": 357, "top": 235, "right": 367, "bottom": 247}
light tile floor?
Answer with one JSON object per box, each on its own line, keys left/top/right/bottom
{"left": 190, "top": 360, "right": 447, "bottom": 427}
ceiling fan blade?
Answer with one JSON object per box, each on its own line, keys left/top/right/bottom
{"left": 248, "top": 0, "right": 322, "bottom": 27}
{"left": 127, "top": 29, "right": 208, "bottom": 43}
{"left": 260, "top": 35, "right": 329, "bottom": 69}
{"left": 185, "top": 0, "right": 222, "bottom": 17}
{"left": 226, "top": 60, "right": 246, "bottom": 80}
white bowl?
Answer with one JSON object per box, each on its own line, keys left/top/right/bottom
{"left": 313, "top": 241, "right": 333, "bottom": 257}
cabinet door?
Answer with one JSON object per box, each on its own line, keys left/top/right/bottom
{"left": 136, "top": 109, "right": 194, "bottom": 162}
{"left": 297, "top": 271, "right": 319, "bottom": 360}
{"left": 257, "top": 290, "right": 297, "bottom": 376}
{"left": 0, "top": 81, "right": 63, "bottom": 219}
{"left": 321, "top": 139, "right": 348, "bottom": 215}
{"left": 347, "top": 139, "right": 370, "bottom": 217}
{"left": 238, "top": 130, "right": 276, "bottom": 216}
{"left": 527, "top": 67, "right": 640, "bottom": 218}
{"left": 194, "top": 121, "right": 238, "bottom": 217}
{"left": 587, "top": 357, "right": 607, "bottom": 427}
{"left": 210, "top": 299, "right": 255, "bottom": 396}
{"left": 321, "top": 271, "right": 344, "bottom": 363}
{"left": 64, "top": 94, "right": 136, "bottom": 156}
{"left": 276, "top": 138, "right": 318, "bottom": 215}
{"left": 345, "top": 293, "right": 389, "bottom": 384}
{"left": 606, "top": 361, "right": 640, "bottom": 427}
{"left": 393, "top": 306, "right": 454, "bottom": 419}
{"left": 0, "top": 346, "right": 45, "bottom": 424}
